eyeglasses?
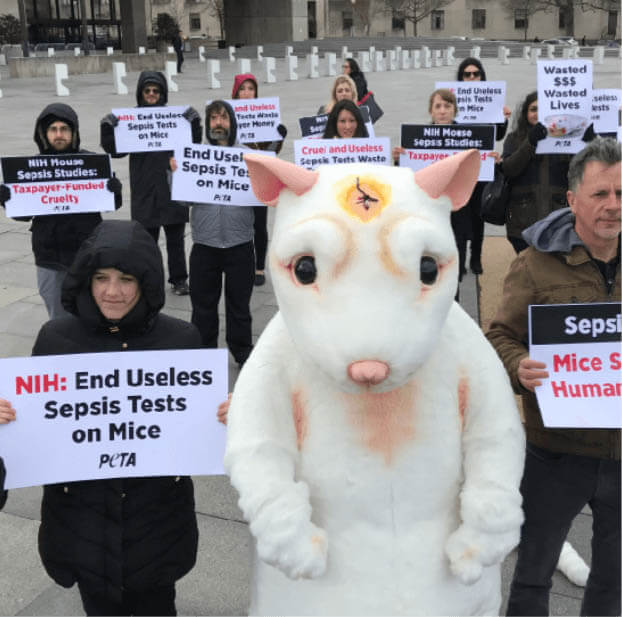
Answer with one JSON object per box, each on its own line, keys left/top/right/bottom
{"left": 143, "top": 87, "right": 160, "bottom": 94}
{"left": 462, "top": 70, "right": 481, "bottom": 78}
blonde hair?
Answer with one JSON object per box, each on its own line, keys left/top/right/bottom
{"left": 325, "top": 75, "right": 357, "bottom": 114}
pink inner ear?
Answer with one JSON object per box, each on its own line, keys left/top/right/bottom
{"left": 414, "top": 149, "right": 481, "bottom": 211}
{"left": 244, "top": 153, "right": 319, "bottom": 207}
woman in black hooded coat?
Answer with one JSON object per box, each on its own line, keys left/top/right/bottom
{"left": 31, "top": 220, "right": 201, "bottom": 615}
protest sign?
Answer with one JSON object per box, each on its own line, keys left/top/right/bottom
{"left": 1, "top": 153, "right": 114, "bottom": 217}
{"left": 294, "top": 137, "right": 391, "bottom": 169}
{"left": 434, "top": 81, "right": 506, "bottom": 123}
{"left": 398, "top": 124, "right": 496, "bottom": 181}
{"left": 591, "top": 89, "right": 622, "bottom": 135}
{"left": 111, "top": 106, "right": 191, "bottom": 153}
{"left": 171, "top": 144, "right": 275, "bottom": 206}
{"left": 0, "top": 349, "right": 228, "bottom": 489}
{"left": 219, "top": 97, "right": 282, "bottom": 143}
{"left": 529, "top": 302, "right": 621, "bottom": 428}
{"left": 537, "top": 59, "right": 593, "bottom": 154}
{"left": 298, "top": 107, "right": 374, "bottom": 139}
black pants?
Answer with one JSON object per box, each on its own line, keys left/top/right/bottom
{"left": 253, "top": 205, "right": 268, "bottom": 271}
{"left": 508, "top": 235, "right": 529, "bottom": 254}
{"left": 506, "top": 443, "right": 621, "bottom": 616}
{"left": 146, "top": 224, "right": 188, "bottom": 285}
{"left": 189, "top": 241, "right": 254, "bottom": 364}
{"left": 176, "top": 50, "right": 183, "bottom": 73}
{"left": 469, "top": 204, "right": 484, "bottom": 266}
{"left": 78, "top": 583, "right": 176, "bottom": 616}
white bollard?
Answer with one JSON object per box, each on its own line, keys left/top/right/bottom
{"left": 326, "top": 52, "right": 337, "bottom": 76}
{"left": 0, "top": 70, "right": 2, "bottom": 98}
{"left": 422, "top": 46, "right": 432, "bottom": 68}
{"left": 593, "top": 46, "right": 604, "bottom": 64}
{"left": 307, "top": 53, "right": 319, "bottom": 78}
{"left": 357, "top": 50, "right": 371, "bottom": 72}
{"left": 444, "top": 46, "right": 455, "bottom": 66}
{"left": 239, "top": 58, "right": 251, "bottom": 73}
{"left": 369, "top": 46, "right": 375, "bottom": 64}
{"left": 522, "top": 46, "right": 531, "bottom": 60}
{"left": 394, "top": 45, "right": 402, "bottom": 59}
{"left": 530, "top": 47, "right": 542, "bottom": 64}
{"left": 0, "top": 54, "right": 7, "bottom": 66}
{"left": 569, "top": 46, "right": 580, "bottom": 59}
{"left": 545, "top": 44, "right": 555, "bottom": 59}
{"left": 412, "top": 49, "right": 421, "bottom": 69}
{"left": 498, "top": 45, "right": 510, "bottom": 64}
{"left": 433, "top": 49, "right": 443, "bottom": 67}
{"left": 287, "top": 54, "right": 298, "bottom": 80}
{"left": 167, "top": 46, "right": 174, "bottom": 54}
{"left": 374, "top": 50, "right": 384, "bottom": 72}
{"left": 138, "top": 46, "right": 146, "bottom": 55}
{"left": 387, "top": 50, "right": 398, "bottom": 70}
{"left": 198, "top": 46, "right": 206, "bottom": 62}
{"left": 285, "top": 45, "right": 293, "bottom": 57}
{"left": 229, "top": 45, "right": 236, "bottom": 62}
{"left": 47, "top": 47, "right": 55, "bottom": 57}
{"left": 562, "top": 47, "right": 571, "bottom": 59}
{"left": 165, "top": 61, "right": 179, "bottom": 92}
{"left": 107, "top": 46, "right": 114, "bottom": 56}
{"left": 112, "top": 62, "right": 128, "bottom": 95}
{"left": 470, "top": 46, "right": 481, "bottom": 59}
{"left": 257, "top": 45, "right": 263, "bottom": 61}
{"left": 264, "top": 57, "right": 276, "bottom": 83}
{"left": 55, "top": 64, "right": 69, "bottom": 96}
{"left": 73, "top": 47, "right": 80, "bottom": 57}
{"left": 207, "top": 59, "right": 221, "bottom": 89}
{"left": 401, "top": 49, "right": 410, "bottom": 70}
{"left": 341, "top": 46, "right": 349, "bottom": 63}
{"left": 311, "top": 46, "right": 318, "bottom": 55}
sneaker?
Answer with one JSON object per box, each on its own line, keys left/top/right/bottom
{"left": 171, "top": 281, "right": 190, "bottom": 295}
{"left": 254, "top": 272, "right": 266, "bottom": 286}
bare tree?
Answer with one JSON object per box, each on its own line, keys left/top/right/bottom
{"left": 502, "top": 0, "right": 552, "bottom": 40}
{"left": 379, "top": 0, "right": 456, "bottom": 36}
{"left": 206, "top": 0, "right": 225, "bottom": 41}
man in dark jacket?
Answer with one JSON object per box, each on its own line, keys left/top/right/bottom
{"left": 172, "top": 30, "right": 184, "bottom": 73}
{"left": 0, "top": 103, "right": 122, "bottom": 319}
{"left": 100, "top": 71, "right": 202, "bottom": 296}
{"left": 487, "top": 137, "right": 621, "bottom": 616}
{"left": 32, "top": 220, "right": 201, "bottom": 615}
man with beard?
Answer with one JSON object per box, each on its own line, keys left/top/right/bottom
{"left": 100, "top": 70, "right": 201, "bottom": 296}
{"left": 0, "top": 103, "right": 122, "bottom": 318}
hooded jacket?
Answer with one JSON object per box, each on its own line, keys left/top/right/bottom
{"left": 9, "top": 104, "right": 105, "bottom": 269}
{"left": 100, "top": 71, "right": 190, "bottom": 228}
{"left": 487, "top": 209, "right": 620, "bottom": 459}
{"left": 33, "top": 220, "right": 201, "bottom": 601}
{"left": 191, "top": 100, "right": 254, "bottom": 248}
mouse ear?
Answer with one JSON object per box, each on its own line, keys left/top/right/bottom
{"left": 414, "top": 149, "right": 481, "bottom": 211}
{"left": 244, "top": 153, "right": 319, "bottom": 207}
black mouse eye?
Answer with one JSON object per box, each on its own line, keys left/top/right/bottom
{"left": 420, "top": 256, "right": 438, "bottom": 285}
{"left": 294, "top": 256, "right": 317, "bottom": 285}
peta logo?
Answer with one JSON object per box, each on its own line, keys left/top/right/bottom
{"left": 99, "top": 452, "right": 136, "bottom": 468}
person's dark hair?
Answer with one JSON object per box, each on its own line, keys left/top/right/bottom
{"left": 568, "top": 137, "right": 621, "bottom": 192}
{"left": 456, "top": 57, "right": 487, "bottom": 81}
{"left": 513, "top": 90, "right": 538, "bottom": 139}
{"left": 345, "top": 58, "right": 362, "bottom": 75}
{"left": 323, "top": 99, "right": 368, "bottom": 139}
{"left": 206, "top": 100, "right": 228, "bottom": 120}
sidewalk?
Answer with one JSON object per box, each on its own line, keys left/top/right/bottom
{"left": 1, "top": 46, "right": 616, "bottom": 615}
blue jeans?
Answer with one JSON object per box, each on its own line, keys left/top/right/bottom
{"left": 507, "top": 443, "right": 621, "bottom": 616}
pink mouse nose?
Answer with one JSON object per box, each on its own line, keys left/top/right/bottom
{"left": 348, "top": 361, "right": 390, "bottom": 385}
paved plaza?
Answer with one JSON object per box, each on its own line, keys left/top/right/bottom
{"left": 0, "top": 43, "right": 619, "bottom": 615}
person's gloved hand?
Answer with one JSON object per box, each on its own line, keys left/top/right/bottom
{"left": 106, "top": 174, "right": 122, "bottom": 195}
{"left": 183, "top": 106, "right": 202, "bottom": 143}
{"left": 277, "top": 124, "right": 288, "bottom": 139}
{"left": 0, "top": 184, "right": 11, "bottom": 205}
{"left": 102, "top": 113, "right": 119, "bottom": 127}
{"left": 582, "top": 123, "right": 596, "bottom": 142}
{"left": 528, "top": 122, "right": 548, "bottom": 146}
{"left": 183, "top": 106, "right": 200, "bottom": 123}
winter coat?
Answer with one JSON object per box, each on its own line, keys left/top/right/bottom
{"left": 100, "top": 71, "right": 197, "bottom": 228}
{"left": 501, "top": 131, "right": 570, "bottom": 240}
{"left": 7, "top": 104, "right": 108, "bottom": 270}
{"left": 351, "top": 72, "right": 369, "bottom": 102}
{"left": 487, "top": 209, "right": 620, "bottom": 460}
{"left": 191, "top": 101, "right": 254, "bottom": 248}
{"left": 34, "top": 220, "right": 200, "bottom": 601}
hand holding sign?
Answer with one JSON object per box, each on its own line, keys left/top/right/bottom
{"left": 518, "top": 357, "right": 549, "bottom": 392}
{"left": 0, "top": 398, "right": 16, "bottom": 424}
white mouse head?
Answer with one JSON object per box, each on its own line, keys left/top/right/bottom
{"left": 245, "top": 151, "right": 480, "bottom": 393}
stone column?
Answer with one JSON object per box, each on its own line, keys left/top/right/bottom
{"left": 119, "top": 0, "right": 147, "bottom": 54}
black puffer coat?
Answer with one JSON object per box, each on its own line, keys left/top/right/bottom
{"left": 100, "top": 71, "right": 192, "bottom": 228}
{"left": 23, "top": 104, "right": 105, "bottom": 269}
{"left": 34, "top": 220, "right": 200, "bottom": 602}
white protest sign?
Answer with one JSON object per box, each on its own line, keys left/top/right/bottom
{"left": 1, "top": 154, "right": 114, "bottom": 217}
{"left": 434, "top": 80, "right": 506, "bottom": 123}
{"left": 215, "top": 97, "right": 282, "bottom": 143}
{"left": 591, "top": 89, "right": 622, "bottom": 134}
{"left": 171, "top": 144, "right": 275, "bottom": 206}
{"left": 537, "top": 59, "right": 592, "bottom": 154}
{"left": 398, "top": 124, "right": 496, "bottom": 181}
{"left": 529, "top": 303, "right": 621, "bottom": 428}
{"left": 111, "top": 105, "right": 191, "bottom": 153}
{"left": 0, "top": 349, "right": 228, "bottom": 489}
{"left": 294, "top": 137, "right": 391, "bottom": 169}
